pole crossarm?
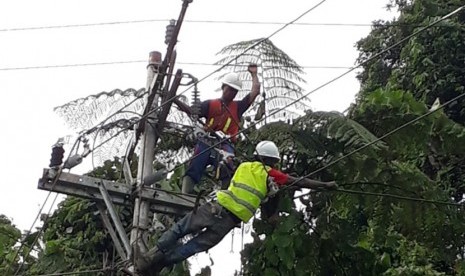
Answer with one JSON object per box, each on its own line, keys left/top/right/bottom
{"left": 38, "top": 168, "right": 199, "bottom": 216}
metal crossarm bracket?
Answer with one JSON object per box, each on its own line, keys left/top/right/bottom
{"left": 122, "top": 157, "right": 134, "bottom": 186}
{"left": 38, "top": 168, "right": 199, "bottom": 216}
{"left": 98, "top": 182, "right": 132, "bottom": 257}
{"left": 96, "top": 203, "right": 128, "bottom": 261}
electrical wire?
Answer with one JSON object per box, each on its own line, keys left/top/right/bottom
{"left": 18, "top": 268, "right": 111, "bottom": 276}
{"left": 284, "top": 90, "right": 465, "bottom": 191}
{"left": 280, "top": 6, "right": 465, "bottom": 195}
{"left": 0, "top": 60, "right": 146, "bottom": 71}
{"left": 89, "top": 0, "right": 329, "bottom": 155}
{"left": 7, "top": 136, "right": 82, "bottom": 274}
{"left": 118, "top": 2, "right": 329, "bottom": 265}
{"left": 14, "top": 194, "right": 61, "bottom": 275}
{"left": 333, "top": 189, "right": 463, "bottom": 207}
{"left": 2, "top": 1, "right": 360, "bottom": 273}
{"left": 1, "top": 18, "right": 457, "bottom": 33}
{"left": 293, "top": 186, "right": 463, "bottom": 207}
{"left": 0, "top": 62, "right": 352, "bottom": 71}
{"left": 10, "top": 5, "right": 461, "bottom": 273}
{"left": 0, "top": 229, "right": 40, "bottom": 253}
{"left": 13, "top": 6, "right": 462, "bottom": 270}
{"left": 338, "top": 182, "right": 419, "bottom": 196}
{"left": 162, "top": 5, "right": 465, "bottom": 178}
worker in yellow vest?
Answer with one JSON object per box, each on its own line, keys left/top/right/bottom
{"left": 135, "top": 140, "right": 337, "bottom": 273}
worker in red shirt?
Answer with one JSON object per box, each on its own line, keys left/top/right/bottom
{"left": 134, "top": 140, "right": 338, "bottom": 273}
{"left": 174, "top": 64, "right": 261, "bottom": 194}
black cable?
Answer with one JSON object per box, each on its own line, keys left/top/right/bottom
{"left": 162, "top": 5, "right": 465, "bottom": 177}
{"left": 2, "top": 18, "right": 457, "bottom": 33}
{"left": 338, "top": 182, "right": 418, "bottom": 196}
{"left": 18, "top": 268, "right": 111, "bottom": 276}
{"left": 332, "top": 189, "right": 463, "bottom": 207}
{"left": 0, "top": 62, "right": 353, "bottom": 71}
{"left": 0, "top": 229, "right": 40, "bottom": 253}
{"left": 6, "top": 3, "right": 333, "bottom": 269}
{"left": 8, "top": 136, "right": 82, "bottom": 274}
{"left": 89, "top": 0, "right": 329, "bottom": 155}
{"left": 14, "top": 193, "right": 61, "bottom": 275}
{"left": 0, "top": 60, "right": 146, "bottom": 71}
{"left": 284, "top": 90, "right": 465, "bottom": 192}
{"left": 252, "top": 4, "right": 465, "bottom": 190}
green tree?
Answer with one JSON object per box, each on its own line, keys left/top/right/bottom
{"left": 355, "top": 0, "right": 465, "bottom": 124}
{"left": 26, "top": 159, "right": 128, "bottom": 275}
{"left": 240, "top": 1, "right": 465, "bottom": 275}
{"left": 0, "top": 215, "right": 42, "bottom": 275}
{"left": 0, "top": 215, "right": 22, "bottom": 275}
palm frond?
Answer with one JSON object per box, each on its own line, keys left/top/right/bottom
{"left": 294, "top": 111, "right": 388, "bottom": 154}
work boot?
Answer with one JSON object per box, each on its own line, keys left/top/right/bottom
{"left": 135, "top": 246, "right": 166, "bottom": 273}
{"left": 181, "top": 175, "right": 195, "bottom": 194}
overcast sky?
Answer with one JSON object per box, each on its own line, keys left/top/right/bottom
{"left": 0, "top": 0, "right": 397, "bottom": 274}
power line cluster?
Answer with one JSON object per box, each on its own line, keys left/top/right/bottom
{"left": 9, "top": 2, "right": 465, "bottom": 275}
{"left": 7, "top": 1, "right": 330, "bottom": 272}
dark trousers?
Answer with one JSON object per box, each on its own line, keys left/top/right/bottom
{"left": 185, "top": 140, "right": 234, "bottom": 184}
{"left": 157, "top": 202, "right": 240, "bottom": 266}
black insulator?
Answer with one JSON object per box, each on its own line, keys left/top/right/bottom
{"left": 191, "top": 88, "right": 201, "bottom": 117}
{"left": 165, "top": 20, "right": 176, "bottom": 45}
{"left": 49, "top": 146, "right": 65, "bottom": 168}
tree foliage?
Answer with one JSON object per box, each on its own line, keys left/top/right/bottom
{"left": 0, "top": 215, "right": 24, "bottom": 275}
{"left": 240, "top": 0, "right": 465, "bottom": 275}
{"left": 26, "top": 160, "right": 129, "bottom": 275}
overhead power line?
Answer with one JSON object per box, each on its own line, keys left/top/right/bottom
{"left": 0, "top": 60, "right": 145, "bottom": 71}
{"left": 294, "top": 188, "right": 463, "bottom": 207}
{"left": 89, "top": 0, "right": 329, "bottom": 154}
{"left": 334, "top": 189, "right": 464, "bottom": 206}
{"left": 1, "top": 18, "right": 458, "bottom": 33}
{"left": 85, "top": 3, "right": 465, "bottom": 183}
{"left": 0, "top": 61, "right": 352, "bottom": 71}
{"left": 169, "top": 5, "right": 465, "bottom": 186}
{"left": 0, "top": 20, "right": 380, "bottom": 32}
{"left": 282, "top": 5, "right": 465, "bottom": 189}
{"left": 18, "top": 268, "right": 111, "bottom": 276}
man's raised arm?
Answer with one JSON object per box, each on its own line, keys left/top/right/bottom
{"left": 247, "top": 64, "right": 260, "bottom": 105}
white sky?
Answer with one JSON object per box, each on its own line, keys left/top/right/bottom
{"left": 0, "top": 0, "right": 397, "bottom": 274}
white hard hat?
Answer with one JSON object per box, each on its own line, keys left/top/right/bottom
{"left": 255, "top": 140, "right": 280, "bottom": 160}
{"left": 222, "top": 72, "right": 242, "bottom": 91}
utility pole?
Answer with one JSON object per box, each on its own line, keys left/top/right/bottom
{"left": 130, "top": 0, "right": 192, "bottom": 268}
{"left": 129, "top": 50, "right": 163, "bottom": 259}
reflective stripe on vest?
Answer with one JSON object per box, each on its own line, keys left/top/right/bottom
{"left": 207, "top": 118, "right": 215, "bottom": 128}
{"left": 217, "top": 161, "right": 269, "bottom": 222}
{"left": 231, "top": 180, "right": 266, "bottom": 201}
{"left": 222, "top": 117, "right": 232, "bottom": 133}
{"left": 206, "top": 100, "right": 239, "bottom": 139}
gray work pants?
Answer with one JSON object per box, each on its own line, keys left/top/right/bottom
{"left": 157, "top": 201, "right": 241, "bottom": 266}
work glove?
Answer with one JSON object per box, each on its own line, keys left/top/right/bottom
{"left": 248, "top": 64, "right": 258, "bottom": 74}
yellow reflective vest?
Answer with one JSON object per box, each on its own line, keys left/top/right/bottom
{"left": 217, "top": 161, "right": 269, "bottom": 222}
